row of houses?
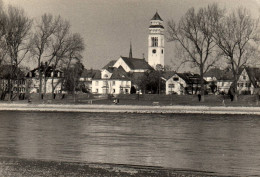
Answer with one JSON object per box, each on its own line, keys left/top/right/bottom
{"left": 1, "top": 58, "right": 260, "bottom": 97}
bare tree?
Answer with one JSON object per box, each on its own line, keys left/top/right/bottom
{"left": 212, "top": 8, "right": 259, "bottom": 101}
{"left": 30, "top": 14, "right": 59, "bottom": 99}
{"left": 167, "top": 4, "right": 223, "bottom": 101}
{"left": 4, "top": 5, "right": 32, "bottom": 100}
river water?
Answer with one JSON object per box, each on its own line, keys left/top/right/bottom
{"left": 0, "top": 111, "right": 260, "bottom": 176}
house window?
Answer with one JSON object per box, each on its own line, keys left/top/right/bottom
{"left": 113, "top": 89, "right": 115, "bottom": 93}
{"left": 248, "top": 83, "right": 251, "bottom": 87}
{"left": 173, "top": 77, "right": 179, "bottom": 81}
{"left": 112, "top": 81, "right": 115, "bottom": 86}
{"left": 168, "top": 84, "right": 174, "bottom": 88}
{"left": 125, "top": 89, "right": 129, "bottom": 93}
{"left": 243, "top": 76, "right": 246, "bottom": 80}
{"left": 96, "top": 89, "right": 98, "bottom": 93}
{"left": 151, "top": 37, "right": 158, "bottom": 47}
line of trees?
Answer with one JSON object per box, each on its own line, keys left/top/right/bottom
{"left": 0, "top": 1, "right": 85, "bottom": 100}
{"left": 167, "top": 4, "right": 259, "bottom": 101}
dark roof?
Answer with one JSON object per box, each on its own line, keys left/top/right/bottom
{"left": 26, "top": 65, "right": 63, "bottom": 78}
{"left": 121, "top": 57, "right": 154, "bottom": 70}
{"left": 162, "top": 71, "right": 176, "bottom": 80}
{"left": 110, "top": 67, "right": 130, "bottom": 80}
{"left": 175, "top": 73, "right": 206, "bottom": 84}
{"left": 92, "top": 70, "right": 102, "bottom": 79}
{"left": 93, "top": 66, "right": 129, "bottom": 80}
{"left": 151, "top": 12, "right": 163, "bottom": 21}
{"left": 81, "top": 69, "right": 100, "bottom": 78}
{"left": 102, "top": 60, "right": 116, "bottom": 70}
{"left": 204, "top": 67, "right": 243, "bottom": 81}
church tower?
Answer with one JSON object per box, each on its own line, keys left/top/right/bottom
{"left": 148, "top": 11, "right": 164, "bottom": 69}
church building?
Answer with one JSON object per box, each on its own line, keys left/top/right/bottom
{"left": 91, "top": 11, "right": 165, "bottom": 94}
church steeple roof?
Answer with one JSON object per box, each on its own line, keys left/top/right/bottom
{"left": 151, "top": 11, "right": 163, "bottom": 21}
{"left": 129, "top": 42, "right": 133, "bottom": 58}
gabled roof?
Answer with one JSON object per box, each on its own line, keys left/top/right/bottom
{"left": 173, "top": 73, "right": 206, "bottom": 84}
{"left": 162, "top": 71, "right": 176, "bottom": 80}
{"left": 27, "top": 65, "right": 63, "bottom": 78}
{"left": 205, "top": 67, "right": 243, "bottom": 81}
{"left": 93, "top": 66, "right": 129, "bottom": 80}
{"left": 151, "top": 12, "right": 163, "bottom": 21}
{"left": 110, "top": 66, "right": 130, "bottom": 80}
{"left": 102, "top": 60, "right": 116, "bottom": 70}
{"left": 120, "top": 56, "right": 154, "bottom": 70}
{"left": 92, "top": 70, "right": 102, "bottom": 79}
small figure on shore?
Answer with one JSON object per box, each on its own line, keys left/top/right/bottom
{"left": 230, "top": 94, "right": 234, "bottom": 102}
{"left": 198, "top": 93, "right": 201, "bottom": 102}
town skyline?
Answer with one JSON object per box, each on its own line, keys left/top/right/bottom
{"left": 3, "top": 0, "right": 260, "bottom": 70}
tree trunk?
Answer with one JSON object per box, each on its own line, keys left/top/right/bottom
{"left": 200, "top": 68, "right": 205, "bottom": 102}
{"left": 38, "top": 61, "right": 42, "bottom": 100}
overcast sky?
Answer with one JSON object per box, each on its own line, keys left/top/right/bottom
{"left": 2, "top": 0, "right": 260, "bottom": 70}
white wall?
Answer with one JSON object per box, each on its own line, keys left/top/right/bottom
{"left": 29, "top": 78, "right": 62, "bottom": 94}
{"left": 165, "top": 74, "right": 186, "bottom": 95}
{"left": 91, "top": 79, "right": 131, "bottom": 94}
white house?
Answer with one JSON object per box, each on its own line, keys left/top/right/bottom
{"left": 91, "top": 66, "right": 131, "bottom": 95}
{"left": 164, "top": 72, "right": 203, "bottom": 95}
{"left": 26, "top": 65, "right": 63, "bottom": 94}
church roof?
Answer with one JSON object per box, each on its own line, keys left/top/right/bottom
{"left": 102, "top": 60, "right": 117, "bottom": 70}
{"left": 151, "top": 12, "right": 163, "bottom": 21}
{"left": 121, "top": 57, "right": 154, "bottom": 70}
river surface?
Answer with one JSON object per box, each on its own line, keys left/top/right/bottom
{"left": 0, "top": 111, "right": 260, "bottom": 176}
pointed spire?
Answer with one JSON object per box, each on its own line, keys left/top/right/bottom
{"left": 151, "top": 11, "right": 163, "bottom": 21}
{"left": 129, "top": 41, "right": 132, "bottom": 58}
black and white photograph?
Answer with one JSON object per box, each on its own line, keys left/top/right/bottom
{"left": 0, "top": 0, "right": 260, "bottom": 176}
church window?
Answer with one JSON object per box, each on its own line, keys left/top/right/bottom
{"left": 152, "top": 49, "right": 156, "bottom": 54}
{"left": 151, "top": 37, "right": 158, "bottom": 47}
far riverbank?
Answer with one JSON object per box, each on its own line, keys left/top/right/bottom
{"left": 1, "top": 103, "right": 260, "bottom": 115}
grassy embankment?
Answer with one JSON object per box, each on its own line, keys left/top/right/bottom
{"left": 1, "top": 93, "right": 260, "bottom": 107}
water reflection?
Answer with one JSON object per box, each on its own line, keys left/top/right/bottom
{"left": 0, "top": 111, "right": 260, "bottom": 176}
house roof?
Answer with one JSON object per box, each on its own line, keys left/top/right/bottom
{"left": 120, "top": 56, "right": 154, "bottom": 70}
{"left": 110, "top": 67, "right": 130, "bottom": 80}
{"left": 93, "top": 66, "right": 130, "bottom": 80}
{"left": 26, "top": 65, "right": 63, "bottom": 78}
{"left": 204, "top": 67, "right": 243, "bottom": 81}
{"left": 151, "top": 12, "right": 163, "bottom": 21}
{"left": 162, "top": 71, "right": 176, "bottom": 80}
